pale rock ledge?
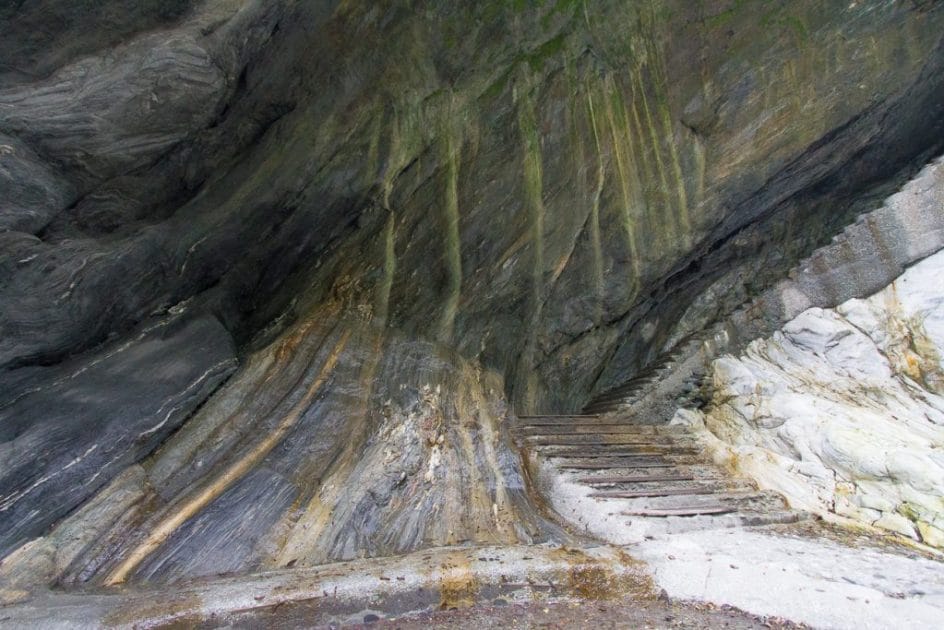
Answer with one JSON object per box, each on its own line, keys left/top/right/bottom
{"left": 685, "top": 249, "right": 944, "bottom": 548}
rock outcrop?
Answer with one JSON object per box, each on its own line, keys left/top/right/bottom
{"left": 690, "top": 249, "right": 944, "bottom": 547}
{"left": 2, "top": 0, "right": 944, "bottom": 598}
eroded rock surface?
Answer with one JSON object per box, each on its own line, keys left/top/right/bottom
{"left": 693, "top": 250, "right": 944, "bottom": 547}
{"left": 2, "top": 0, "right": 944, "bottom": 604}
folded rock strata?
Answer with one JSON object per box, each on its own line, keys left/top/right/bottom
{"left": 1, "top": 0, "right": 944, "bottom": 597}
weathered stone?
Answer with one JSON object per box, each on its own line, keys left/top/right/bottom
{"left": 2, "top": 0, "right": 944, "bottom": 595}
{"left": 0, "top": 315, "right": 236, "bottom": 557}
{"left": 695, "top": 247, "right": 944, "bottom": 547}
{"left": 874, "top": 513, "right": 918, "bottom": 540}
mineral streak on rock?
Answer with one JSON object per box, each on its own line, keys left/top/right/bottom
{"left": 0, "top": 315, "right": 237, "bottom": 558}
{"left": 8, "top": 302, "right": 559, "bottom": 588}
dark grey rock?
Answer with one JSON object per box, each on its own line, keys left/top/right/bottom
{"left": 0, "top": 315, "right": 236, "bottom": 557}
{"left": 1, "top": 0, "right": 944, "bottom": 596}
{"left": 0, "top": 134, "right": 76, "bottom": 234}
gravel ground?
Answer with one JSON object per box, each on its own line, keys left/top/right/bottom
{"left": 227, "top": 595, "right": 806, "bottom": 629}
{"left": 365, "top": 597, "right": 804, "bottom": 629}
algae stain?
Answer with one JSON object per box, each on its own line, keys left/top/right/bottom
{"left": 515, "top": 77, "right": 547, "bottom": 411}
{"left": 438, "top": 125, "right": 463, "bottom": 344}
{"left": 439, "top": 553, "right": 479, "bottom": 610}
{"left": 373, "top": 109, "right": 409, "bottom": 327}
{"left": 365, "top": 98, "right": 384, "bottom": 188}
{"left": 634, "top": 15, "right": 693, "bottom": 250}
{"left": 602, "top": 79, "right": 641, "bottom": 295}
{"left": 520, "top": 96, "right": 546, "bottom": 302}
{"left": 103, "top": 592, "right": 204, "bottom": 628}
{"left": 549, "top": 546, "right": 656, "bottom": 601}
{"left": 634, "top": 71, "right": 672, "bottom": 223}
{"left": 375, "top": 210, "right": 397, "bottom": 326}
{"left": 657, "top": 93, "right": 690, "bottom": 242}
{"left": 585, "top": 89, "right": 607, "bottom": 325}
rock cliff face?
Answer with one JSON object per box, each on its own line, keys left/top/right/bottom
{"left": 2, "top": 0, "right": 944, "bottom": 593}
{"left": 689, "top": 247, "right": 944, "bottom": 547}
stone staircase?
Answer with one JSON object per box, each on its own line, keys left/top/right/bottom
{"left": 514, "top": 414, "right": 807, "bottom": 540}
{"left": 582, "top": 333, "right": 708, "bottom": 418}
{"left": 529, "top": 158, "right": 944, "bottom": 542}
{"left": 585, "top": 156, "right": 944, "bottom": 424}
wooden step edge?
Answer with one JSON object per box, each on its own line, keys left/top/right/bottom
{"left": 576, "top": 475, "right": 696, "bottom": 484}
{"left": 558, "top": 462, "right": 678, "bottom": 470}
{"left": 621, "top": 506, "right": 735, "bottom": 517}
{"left": 590, "top": 487, "right": 721, "bottom": 499}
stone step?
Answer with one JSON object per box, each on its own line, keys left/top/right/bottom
{"left": 622, "top": 509, "right": 809, "bottom": 529}
{"left": 529, "top": 429, "right": 690, "bottom": 437}
{"left": 588, "top": 402, "right": 629, "bottom": 414}
{"left": 589, "top": 388, "right": 653, "bottom": 405}
{"left": 514, "top": 426, "right": 689, "bottom": 436}
{"left": 524, "top": 437, "right": 698, "bottom": 448}
{"left": 552, "top": 454, "right": 701, "bottom": 466}
{"left": 584, "top": 397, "right": 631, "bottom": 408}
{"left": 517, "top": 414, "right": 601, "bottom": 419}
{"left": 535, "top": 444, "right": 701, "bottom": 457}
{"left": 627, "top": 490, "right": 786, "bottom": 512}
{"left": 513, "top": 423, "right": 635, "bottom": 430}
{"left": 543, "top": 451, "right": 695, "bottom": 459}
{"left": 525, "top": 440, "right": 695, "bottom": 451}
{"left": 513, "top": 419, "right": 679, "bottom": 428}
{"left": 515, "top": 425, "right": 683, "bottom": 435}
{"left": 587, "top": 387, "right": 644, "bottom": 404}
{"left": 570, "top": 463, "right": 722, "bottom": 477}
{"left": 525, "top": 437, "right": 694, "bottom": 448}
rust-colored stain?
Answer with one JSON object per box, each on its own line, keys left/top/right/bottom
{"left": 550, "top": 546, "right": 656, "bottom": 601}
{"left": 104, "top": 328, "right": 353, "bottom": 586}
{"left": 102, "top": 592, "right": 203, "bottom": 628}
{"left": 438, "top": 553, "right": 478, "bottom": 610}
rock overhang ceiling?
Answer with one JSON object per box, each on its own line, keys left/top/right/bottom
{"left": 1, "top": 0, "right": 944, "bottom": 596}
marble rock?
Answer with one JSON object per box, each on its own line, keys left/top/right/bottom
{"left": 0, "top": 315, "right": 236, "bottom": 557}
{"left": 699, "top": 251, "right": 944, "bottom": 547}
{"left": 2, "top": 0, "right": 944, "bottom": 597}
